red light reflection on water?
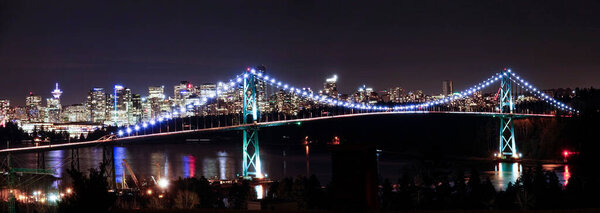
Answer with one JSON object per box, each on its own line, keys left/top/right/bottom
{"left": 563, "top": 165, "right": 571, "bottom": 187}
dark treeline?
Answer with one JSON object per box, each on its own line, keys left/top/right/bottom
{"left": 60, "top": 165, "right": 600, "bottom": 211}
{"left": 377, "top": 165, "right": 599, "bottom": 210}
{"left": 262, "top": 166, "right": 599, "bottom": 211}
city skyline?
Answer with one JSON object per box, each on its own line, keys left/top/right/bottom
{"left": 1, "top": 1, "right": 599, "bottom": 105}
{"left": 0, "top": 68, "right": 589, "bottom": 107}
{"left": 1, "top": 1, "right": 599, "bottom": 212}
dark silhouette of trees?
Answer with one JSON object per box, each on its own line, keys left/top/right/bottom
{"left": 171, "top": 176, "right": 221, "bottom": 208}
{"left": 58, "top": 162, "right": 116, "bottom": 213}
{"left": 0, "top": 122, "right": 27, "bottom": 146}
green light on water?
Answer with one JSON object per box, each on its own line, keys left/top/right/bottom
{"left": 296, "top": 122, "right": 301, "bottom": 126}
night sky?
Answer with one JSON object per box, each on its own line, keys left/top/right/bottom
{"left": 1, "top": 1, "right": 599, "bottom": 105}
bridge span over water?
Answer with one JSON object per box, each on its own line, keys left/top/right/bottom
{"left": 0, "top": 111, "right": 554, "bottom": 154}
{"left": 1, "top": 68, "right": 577, "bottom": 179}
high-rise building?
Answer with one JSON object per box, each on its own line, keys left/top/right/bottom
{"left": 380, "top": 90, "right": 391, "bottom": 103}
{"left": 0, "top": 99, "right": 10, "bottom": 125}
{"left": 26, "top": 92, "right": 43, "bottom": 122}
{"left": 272, "top": 90, "right": 298, "bottom": 115}
{"left": 148, "top": 86, "right": 165, "bottom": 100}
{"left": 46, "top": 83, "right": 63, "bottom": 123}
{"left": 147, "top": 86, "right": 166, "bottom": 119}
{"left": 353, "top": 85, "right": 376, "bottom": 103}
{"left": 0, "top": 99, "right": 9, "bottom": 113}
{"left": 86, "top": 88, "right": 107, "bottom": 123}
{"left": 354, "top": 85, "right": 367, "bottom": 103}
{"left": 254, "top": 65, "right": 270, "bottom": 112}
{"left": 111, "top": 85, "right": 132, "bottom": 126}
{"left": 130, "top": 94, "right": 143, "bottom": 124}
{"left": 389, "top": 87, "right": 405, "bottom": 103}
{"left": 51, "top": 83, "right": 63, "bottom": 99}
{"left": 442, "top": 80, "right": 453, "bottom": 96}
{"left": 199, "top": 83, "right": 217, "bottom": 100}
{"left": 323, "top": 75, "right": 339, "bottom": 98}
{"left": 63, "top": 104, "right": 89, "bottom": 122}
{"left": 13, "top": 106, "right": 28, "bottom": 121}
{"left": 174, "top": 81, "right": 194, "bottom": 104}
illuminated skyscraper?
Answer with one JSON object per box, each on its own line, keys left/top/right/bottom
{"left": 147, "top": 86, "right": 166, "bottom": 119}
{"left": 112, "top": 85, "right": 132, "bottom": 126}
{"left": 25, "top": 92, "right": 43, "bottom": 122}
{"left": 323, "top": 75, "right": 338, "bottom": 98}
{"left": 0, "top": 99, "right": 10, "bottom": 126}
{"left": 199, "top": 83, "right": 217, "bottom": 100}
{"left": 174, "top": 81, "right": 194, "bottom": 105}
{"left": 86, "top": 88, "right": 107, "bottom": 123}
{"left": 51, "top": 83, "right": 63, "bottom": 99}
{"left": 442, "top": 80, "right": 453, "bottom": 96}
{"left": 46, "top": 83, "right": 62, "bottom": 123}
{"left": 254, "top": 65, "right": 270, "bottom": 112}
{"left": 389, "top": 87, "right": 405, "bottom": 103}
{"left": 130, "top": 94, "right": 142, "bottom": 124}
{"left": 63, "top": 104, "right": 88, "bottom": 122}
{"left": 148, "top": 86, "right": 165, "bottom": 100}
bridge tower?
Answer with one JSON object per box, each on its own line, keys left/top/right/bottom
{"left": 242, "top": 72, "right": 262, "bottom": 177}
{"left": 498, "top": 69, "right": 518, "bottom": 158}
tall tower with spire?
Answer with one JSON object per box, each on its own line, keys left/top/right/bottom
{"left": 46, "top": 83, "right": 63, "bottom": 123}
{"left": 51, "top": 83, "right": 63, "bottom": 99}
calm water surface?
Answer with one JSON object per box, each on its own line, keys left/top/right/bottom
{"left": 11, "top": 140, "right": 571, "bottom": 191}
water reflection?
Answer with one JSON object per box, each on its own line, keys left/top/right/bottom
{"left": 13, "top": 143, "right": 572, "bottom": 192}
{"left": 182, "top": 155, "right": 196, "bottom": 178}
{"left": 151, "top": 152, "right": 165, "bottom": 179}
{"left": 114, "top": 147, "right": 128, "bottom": 184}
{"left": 563, "top": 165, "right": 571, "bottom": 187}
{"left": 217, "top": 151, "right": 228, "bottom": 180}
{"left": 492, "top": 162, "right": 522, "bottom": 190}
{"left": 255, "top": 185, "right": 264, "bottom": 199}
{"left": 305, "top": 145, "right": 310, "bottom": 176}
{"left": 203, "top": 158, "right": 217, "bottom": 179}
{"left": 47, "top": 150, "right": 64, "bottom": 188}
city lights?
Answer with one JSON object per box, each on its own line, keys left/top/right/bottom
{"left": 105, "top": 68, "right": 576, "bottom": 138}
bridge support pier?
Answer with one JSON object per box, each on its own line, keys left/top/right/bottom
{"left": 498, "top": 116, "right": 518, "bottom": 158}
{"left": 242, "top": 126, "right": 261, "bottom": 177}
{"left": 71, "top": 148, "right": 80, "bottom": 171}
{"left": 497, "top": 69, "right": 519, "bottom": 159}
{"left": 102, "top": 145, "right": 116, "bottom": 189}
{"left": 242, "top": 71, "right": 262, "bottom": 178}
{"left": 36, "top": 151, "right": 45, "bottom": 170}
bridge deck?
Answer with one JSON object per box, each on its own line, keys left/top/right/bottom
{"left": 0, "top": 111, "right": 554, "bottom": 154}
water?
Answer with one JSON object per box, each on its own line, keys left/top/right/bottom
{"left": 7, "top": 114, "right": 570, "bottom": 191}
{"left": 10, "top": 141, "right": 570, "bottom": 191}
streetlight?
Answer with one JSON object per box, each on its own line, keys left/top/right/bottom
{"left": 149, "top": 120, "right": 156, "bottom": 134}
{"left": 158, "top": 178, "right": 169, "bottom": 189}
{"left": 142, "top": 122, "right": 148, "bottom": 134}
{"left": 126, "top": 127, "right": 132, "bottom": 136}
{"left": 158, "top": 117, "right": 163, "bottom": 133}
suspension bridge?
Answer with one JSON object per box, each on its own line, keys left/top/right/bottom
{"left": 0, "top": 67, "right": 576, "bottom": 212}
